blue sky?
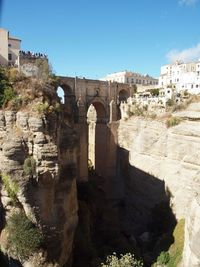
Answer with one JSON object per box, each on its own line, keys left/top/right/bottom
{"left": 1, "top": 0, "right": 200, "bottom": 78}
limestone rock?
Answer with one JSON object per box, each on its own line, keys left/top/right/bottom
{"left": 28, "top": 117, "right": 44, "bottom": 132}
{"left": 0, "top": 111, "right": 5, "bottom": 130}
{"left": 3, "top": 137, "right": 24, "bottom": 162}
{"left": 4, "top": 111, "right": 16, "bottom": 130}
{"left": 34, "top": 132, "right": 46, "bottom": 145}
{"left": 0, "top": 107, "right": 78, "bottom": 267}
{"left": 118, "top": 117, "right": 200, "bottom": 220}
{"left": 182, "top": 194, "right": 200, "bottom": 267}
{"left": 16, "top": 111, "right": 29, "bottom": 131}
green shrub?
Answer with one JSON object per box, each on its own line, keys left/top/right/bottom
{"left": 101, "top": 253, "right": 143, "bottom": 267}
{"left": 6, "top": 68, "right": 24, "bottom": 83}
{"left": 54, "top": 102, "right": 61, "bottom": 112}
{"left": 1, "top": 174, "right": 19, "bottom": 204}
{"left": 166, "top": 219, "right": 185, "bottom": 267}
{"left": 150, "top": 88, "right": 159, "bottom": 96}
{"left": 10, "top": 95, "right": 23, "bottom": 110}
{"left": 153, "top": 219, "right": 185, "bottom": 267}
{"left": 157, "top": 251, "right": 170, "bottom": 265}
{"left": 35, "top": 101, "right": 61, "bottom": 115}
{"left": 35, "top": 101, "right": 50, "bottom": 114}
{"left": 0, "top": 67, "right": 16, "bottom": 107}
{"left": 6, "top": 212, "right": 42, "bottom": 261}
{"left": 166, "top": 117, "right": 181, "bottom": 128}
{"left": 23, "top": 157, "right": 36, "bottom": 176}
{"left": 3, "top": 87, "right": 16, "bottom": 105}
{"left": 166, "top": 99, "right": 174, "bottom": 107}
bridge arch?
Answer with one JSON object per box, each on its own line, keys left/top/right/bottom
{"left": 56, "top": 83, "right": 73, "bottom": 103}
{"left": 117, "top": 89, "right": 130, "bottom": 119}
{"left": 87, "top": 101, "right": 108, "bottom": 176}
{"left": 118, "top": 89, "right": 130, "bottom": 103}
{"left": 56, "top": 86, "right": 65, "bottom": 104}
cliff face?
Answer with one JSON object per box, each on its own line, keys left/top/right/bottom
{"left": 118, "top": 103, "right": 200, "bottom": 219}
{"left": 117, "top": 102, "right": 200, "bottom": 266}
{"left": 0, "top": 81, "right": 78, "bottom": 267}
{"left": 182, "top": 194, "right": 200, "bottom": 267}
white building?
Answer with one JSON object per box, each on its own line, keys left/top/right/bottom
{"left": 0, "top": 28, "right": 21, "bottom": 67}
{"left": 102, "top": 70, "right": 158, "bottom": 87}
{"left": 159, "top": 60, "right": 200, "bottom": 94}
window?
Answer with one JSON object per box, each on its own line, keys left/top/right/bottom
{"left": 177, "top": 78, "right": 179, "bottom": 82}
{"left": 8, "top": 44, "right": 11, "bottom": 47}
{"left": 132, "top": 78, "right": 134, "bottom": 83}
{"left": 8, "top": 53, "right": 12, "bottom": 61}
{"left": 196, "top": 85, "right": 198, "bottom": 88}
{"left": 191, "top": 84, "right": 193, "bottom": 89}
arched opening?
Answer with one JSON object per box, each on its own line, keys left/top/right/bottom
{"left": 118, "top": 89, "right": 129, "bottom": 103}
{"left": 56, "top": 86, "right": 65, "bottom": 104}
{"left": 117, "top": 89, "right": 130, "bottom": 119}
{"left": 87, "top": 101, "right": 107, "bottom": 176}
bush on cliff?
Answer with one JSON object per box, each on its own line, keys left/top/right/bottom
{"left": 101, "top": 252, "right": 143, "bottom": 267}
{"left": 153, "top": 219, "right": 185, "bottom": 267}
{"left": 0, "top": 67, "right": 16, "bottom": 107}
{"left": 1, "top": 174, "right": 19, "bottom": 204}
{"left": 6, "top": 212, "right": 42, "bottom": 261}
{"left": 166, "top": 116, "right": 181, "bottom": 128}
{"left": 23, "top": 157, "right": 36, "bottom": 176}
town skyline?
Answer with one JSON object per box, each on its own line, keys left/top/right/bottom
{"left": 1, "top": 0, "right": 200, "bottom": 79}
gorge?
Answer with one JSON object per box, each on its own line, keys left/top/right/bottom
{"left": 0, "top": 73, "right": 200, "bottom": 267}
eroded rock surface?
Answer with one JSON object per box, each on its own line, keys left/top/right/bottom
{"left": 182, "top": 194, "right": 200, "bottom": 267}
{"left": 117, "top": 102, "right": 200, "bottom": 266}
{"left": 0, "top": 90, "right": 78, "bottom": 267}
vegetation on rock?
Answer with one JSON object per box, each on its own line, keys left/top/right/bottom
{"left": 1, "top": 174, "right": 19, "bottom": 204}
{"left": 156, "top": 251, "right": 170, "bottom": 265}
{"left": 35, "top": 101, "right": 61, "bottom": 115}
{"left": 101, "top": 253, "right": 143, "bottom": 267}
{"left": 153, "top": 219, "right": 185, "bottom": 267}
{"left": 23, "top": 157, "right": 36, "bottom": 176}
{"left": 149, "top": 88, "right": 159, "bottom": 96}
{"left": 6, "top": 212, "right": 42, "bottom": 261}
{"left": 0, "top": 67, "right": 16, "bottom": 107}
{"left": 166, "top": 116, "right": 181, "bottom": 128}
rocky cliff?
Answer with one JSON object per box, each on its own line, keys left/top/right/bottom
{"left": 182, "top": 194, "right": 200, "bottom": 267}
{"left": 117, "top": 102, "right": 200, "bottom": 266}
{"left": 0, "top": 79, "right": 78, "bottom": 267}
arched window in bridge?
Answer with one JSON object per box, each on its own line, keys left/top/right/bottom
{"left": 87, "top": 102, "right": 107, "bottom": 175}
{"left": 57, "top": 86, "right": 65, "bottom": 104}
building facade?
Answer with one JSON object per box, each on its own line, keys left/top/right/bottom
{"left": 159, "top": 60, "right": 200, "bottom": 94}
{"left": 102, "top": 70, "right": 158, "bottom": 87}
{"left": 0, "top": 28, "right": 21, "bottom": 67}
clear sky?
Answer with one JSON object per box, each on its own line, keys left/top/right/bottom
{"left": 1, "top": 0, "right": 200, "bottom": 79}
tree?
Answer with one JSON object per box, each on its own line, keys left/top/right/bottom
{"left": 0, "top": 67, "right": 14, "bottom": 107}
{"left": 101, "top": 253, "right": 143, "bottom": 267}
{"left": 149, "top": 88, "right": 159, "bottom": 96}
{"left": 6, "top": 212, "right": 42, "bottom": 261}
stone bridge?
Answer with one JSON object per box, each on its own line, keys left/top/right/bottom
{"left": 57, "top": 76, "right": 135, "bottom": 181}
